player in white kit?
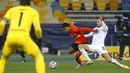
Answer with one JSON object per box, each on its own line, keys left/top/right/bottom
{"left": 78, "top": 16, "right": 129, "bottom": 69}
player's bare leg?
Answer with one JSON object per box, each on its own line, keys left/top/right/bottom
{"left": 68, "top": 48, "right": 83, "bottom": 68}
{"left": 78, "top": 44, "right": 93, "bottom": 65}
{"left": 68, "top": 48, "right": 83, "bottom": 65}
{"left": 0, "top": 42, "right": 12, "bottom": 73}
{"left": 68, "top": 47, "right": 77, "bottom": 54}
{"left": 102, "top": 53, "right": 129, "bottom": 69}
{"left": 74, "top": 51, "right": 82, "bottom": 65}
{"left": 74, "top": 51, "right": 84, "bottom": 68}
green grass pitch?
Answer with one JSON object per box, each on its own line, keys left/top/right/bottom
{"left": 3, "top": 55, "right": 130, "bottom": 73}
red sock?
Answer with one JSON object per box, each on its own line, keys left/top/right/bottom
{"left": 76, "top": 58, "right": 82, "bottom": 65}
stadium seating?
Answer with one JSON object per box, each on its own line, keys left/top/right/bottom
{"left": 0, "top": 0, "right": 8, "bottom": 10}
{"left": 0, "top": 0, "right": 3, "bottom": 2}
{"left": 59, "top": 0, "right": 69, "bottom": 10}
{"left": 59, "top": 0, "right": 86, "bottom": 10}
{"left": 33, "top": 0, "right": 41, "bottom": 6}
{"left": 53, "top": 10, "right": 63, "bottom": 18}
{"left": 37, "top": 0, "right": 46, "bottom": 8}
{"left": 58, "top": 14, "right": 67, "bottom": 22}
{"left": 0, "top": 10, "right": 5, "bottom": 18}
{"left": 72, "top": 1, "right": 81, "bottom": 10}
{"left": 39, "top": 11, "right": 47, "bottom": 23}
{"left": 84, "top": 0, "right": 94, "bottom": 10}
{"left": 51, "top": 2, "right": 66, "bottom": 14}
{"left": 38, "top": 0, "right": 47, "bottom": 23}
{"left": 59, "top": 2, "right": 69, "bottom": 10}
{"left": 93, "top": 0, "right": 96, "bottom": 3}
{"left": 64, "top": 18, "right": 72, "bottom": 23}
{"left": 52, "top": 1, "right": 72, "bottom": 23}
{"left": 109, "top": 0, "right": 118, "bottom": 10}
{"left": 96, "top": 0, "right": 106, "bottom": 10}
{"left": 122, "top": 0, "right": 130, "bottom": 10}
{"left": 53, "top": 9, "right": 68, "bottom": 23}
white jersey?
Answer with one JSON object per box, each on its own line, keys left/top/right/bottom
{"left": 84, "top": 21, "right": 108, "bottom": 46}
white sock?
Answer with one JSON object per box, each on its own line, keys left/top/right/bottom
{"left": 111, "top": 58, "right": 122, "bottom": 67}
{"left": 79, "top": 48, "right": 91, "bottom": 61}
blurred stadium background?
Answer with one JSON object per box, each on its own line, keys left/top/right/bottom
{"left": 0, "top": 0, "right": 130, "bottom": 73}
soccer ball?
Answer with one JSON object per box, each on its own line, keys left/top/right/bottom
{"left": 49, "top": 61, "right": 57, "bottom": 69}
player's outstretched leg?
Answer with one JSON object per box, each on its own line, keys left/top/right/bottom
{"left": 78, "top": 44, "right": 93, "bottom": 65}
{"left": 102, "top": 53, "right": 129, "bottom": 69}
{"left": 24, "top": 39, "right": 45, "bottom": 73}
{"left": 74, "top": 51, "right": 83, "bottom": 68}
{"left": 0, "top": 42, "right": 12, "bottom": 73}
{"left": 68, "top": 48, "right": 83, "bottom": 68}
{"left": 32, "top": 53, "right": 45, "bottom": 73}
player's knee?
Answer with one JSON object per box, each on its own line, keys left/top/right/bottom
{"left": 68, "top": 49, "right": 75, "bottom": 54}
{"left": 2, "top": 54, "right": 10, "bottom": 60}
{"left": 2, "top": 52, "right": 11, "bottom": 59}
{"left": 74, "top": 52, "right": 81, "bottom": 59}
{"left": 38, "top": 54, "right": 44, "bottom": 60}
{"left": 78, "top": 44, "right": 85, "bottom": 49}
{"left": 33, "top": 53, "right": 44, "bottom": 60}
{"left": 30, "top": 51, "right": 42, "bottom": 59}
{"left": 74, "top": 54, "right": 80, "bottom": 60}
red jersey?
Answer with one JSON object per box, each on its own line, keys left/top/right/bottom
{"left": 70, "top": 24, "right": 96, "bottom": 44}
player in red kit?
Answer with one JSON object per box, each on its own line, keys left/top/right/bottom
{"left": 62, "top": 23, "right": 96, "bottom": 68}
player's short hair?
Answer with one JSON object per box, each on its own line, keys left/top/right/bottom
{"left": 20, "top": 0, "right": 30, "bottom": 6}
{"left": 97, "top": 16, "right": 105, "bottom": 21}
{"left": 62, "top": 23, "right": 70, "bottom": 28}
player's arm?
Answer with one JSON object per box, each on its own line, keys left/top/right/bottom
{"left": 99, "top": 16, "right": 108, "bottom": 32}
{"left": 0, "top": 9, "right": 11, "bottom": 35}
{"left": 70, "top": 25, "right": 81, "bottom": 39}
{"left": 80, "top": 27, "right": 96, "bottom": 32}
{"left": 32, "top": 11, "right": 42, "bottom": 39}
{"left": 84, "top": 32, "right": 94, "bottom": 38}
{"left": 102, "top": 20, "right": 108, "bottom": 32}
{"left": 84, "top": 27, "right": 98, "bottom": 38}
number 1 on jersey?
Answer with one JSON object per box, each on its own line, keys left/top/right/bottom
{"left": 18, "top": 12, "right": 23, "bottom": 26}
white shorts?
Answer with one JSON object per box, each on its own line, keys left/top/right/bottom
{"left": 86, "top": 44, "right": 108, "bottom": 55}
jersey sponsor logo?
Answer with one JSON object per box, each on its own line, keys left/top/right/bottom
{"left": 88, "top": 52, "right": 99, "bottom": 60}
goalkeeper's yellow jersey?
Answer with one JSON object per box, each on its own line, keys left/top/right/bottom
{"left": 0, "top": 6, "right": 42, "bottom": 39}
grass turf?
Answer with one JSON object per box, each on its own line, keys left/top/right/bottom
{"left": 3, "top": 55, "right": 130, "bottom": 73}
